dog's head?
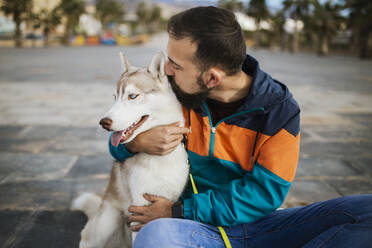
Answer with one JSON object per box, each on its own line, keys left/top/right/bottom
{"left": 100, "top": 52, "right": 178, "bottom": 147}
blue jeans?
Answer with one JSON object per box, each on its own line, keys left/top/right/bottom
{"left": 133, "top": 194, "right": 372, "bottom": 247}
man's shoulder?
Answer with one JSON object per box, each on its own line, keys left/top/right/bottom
{"left": 265, "top": 97, "right": 300, "bottom": 137}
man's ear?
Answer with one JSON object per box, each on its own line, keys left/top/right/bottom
{"left": 203, "top": 68, "right": 224, "bottom": 89}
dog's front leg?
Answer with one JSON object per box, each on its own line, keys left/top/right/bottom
{"left": 128, "top": 195, "right": 152, "bottom": 246}
{"left": 79, "top": 200, "right": 123, "bottom": 248}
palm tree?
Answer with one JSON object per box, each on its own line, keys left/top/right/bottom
{"left": 1, "top": 0, "right": 33, "bottom": 47}
{"left": 344, "top": 0, "right": 372, "bottom": 58}
{"left": 37, "top": 8, "right": 61, "bottom": 47}
{"left": 56, "top": 0, "right": 85, "bottom": 46}
{"left": 218, "top": 0, "right": 244, "bottom": 12}
{"left": 96, "top": 0, "right": 125, "bottom": 31}
{"left": 136, "top": 1, "right": 148, "bottom": 25}
{"left": 135, "top": 2, "right": 163, "bottom": 34}
{"left": 148, "top": 5, "right": 162, "bottom": 34}
{"left": 271, "top": 11, "right": 287, "bottom": 51}
{"left": 246, "top": 0, "right": 269, "bottom": 48}
{"left": 283, "top": 0, "right": 311, "bottom": 53}
{"left": 310, "top": 0, "right": 344, "bottom": 56}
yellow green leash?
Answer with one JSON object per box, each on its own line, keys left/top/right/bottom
{"left": 189, "top": 173, "right": 232, "bottom": 248}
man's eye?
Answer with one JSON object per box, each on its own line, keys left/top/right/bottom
{"left": 172, "top": 65, "right": 180, "bottom": 70}
{"left": 128, "top": 94, "right": 139, "bottom": 100}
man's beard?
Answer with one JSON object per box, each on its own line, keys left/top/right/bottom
{"left": 168, "top": 74, "right": 211, "bottom": 109}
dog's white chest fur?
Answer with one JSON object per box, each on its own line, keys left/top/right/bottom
{"left": 118, "top": 145, "right": 189, "bottom": 214}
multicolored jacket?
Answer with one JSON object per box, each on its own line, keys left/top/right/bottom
{"left": 109, "top": 55, "right": 301, "bottom": 227}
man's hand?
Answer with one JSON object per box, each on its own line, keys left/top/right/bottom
{"left": 127, "top": 194, "right": 173, "bottom": 232}
{"left": 125, "top": 122, "right": 190, "bottom": 155}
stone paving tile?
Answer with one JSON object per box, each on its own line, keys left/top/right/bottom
{"left": 0, "top": 177, "right": 109, "bottom": 211}
{"left": 327, "top": 180, "right": 372, "bottom": 196}
{"left": 71, "top": 177, "right": 108, "bottom": 200}
{"left": 0, "top": 180, "right": 73, "bottom": 210}
{"left": 0, "top": 152, "right": 77, "bottom": 184}
{"left": 341, "top": 113, "right": 372, "bottom": 126}
{"left": 43, "top": 136, "right": 107, "bottom": 156}
{"left": 0, "top": 210, "right": 32, "bottom": 246}
{"left": 348, "top": 158, "right": 372, "bottom": 176}
{"left": 298, "top": 128, "right": 311, "bottom": 140}
{"left": 316, "top": 129, "right": 372, "bottom": 141}
{"left": 284, "top": 180, "right": 341, "bottom": 205}
{"left": 0, "top": 125, "right": 26, "bottom": 139}
{"left": 296, "top": 157, "right": 360, "bottom": 177}
{"left": 0, "top": 125, "right": 110, "bottom": 155}
{"left": 18, "top": 125, "right": 108, "bottom": 141}
{"left": 300, "top": 141, "right": 372, "bottom": 158}
{"left": 0, "top": 138, "right": 49, "bottom": 154}
{"left": 62, "top": 126, "right": 109, "bottom": 140}
{"left": 1, "top": 210, "right": 86, "bottom": 248}
{"left": 65, "top": 154, "right": 113, "bottom": 178}
{"left": 13, "top": 126, "right": 66, "bottom": 140}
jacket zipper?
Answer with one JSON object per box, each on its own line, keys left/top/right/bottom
{"left": 202, "top": 102, "right": 264, "bottom": 158}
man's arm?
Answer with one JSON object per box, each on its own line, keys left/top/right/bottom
{"left": 108, "top": 132, "right": 136, "bottom": 161}
{"left": 183, "top": 110, "right": 300, "bottom": 226}
{"left": 108, "top": 122, "right": 189, "bottom": 161}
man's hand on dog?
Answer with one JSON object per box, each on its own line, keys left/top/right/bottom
{"left": 126, "top": 122, "right": 190, "bottom": 155}
{"left": 127, "top": 194, "right": 173, "bottom": 232}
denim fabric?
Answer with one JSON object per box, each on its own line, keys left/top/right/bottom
{"left": 133, "top": 195, "right": 372, "bottom": 248}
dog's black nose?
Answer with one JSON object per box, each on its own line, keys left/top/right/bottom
{"left": 99, "top": 117, "right": 113, "bottom": 131}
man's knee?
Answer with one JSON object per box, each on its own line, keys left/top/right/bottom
{"left": 133, "top": 218, "right": 175, "bottom": 247}
{"left": 332, "top": 194, "right": 372, "bottom": 221}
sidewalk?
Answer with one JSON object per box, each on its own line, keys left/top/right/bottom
{"left": 0, "top": 37, "right": 371, "bottom": 246}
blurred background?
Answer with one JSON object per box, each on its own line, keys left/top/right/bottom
{"left": 0, "top": 0, "right": 371, "bottom": 247}
{"left": 0, "top": 0, "right": 371, "bottom": 58}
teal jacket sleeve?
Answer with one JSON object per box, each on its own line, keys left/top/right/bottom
{"left": 182, "top": 163, "right": 292, "bottom": 226}
{"left": 108, "top": 132, "right": 135, "bottom": 162}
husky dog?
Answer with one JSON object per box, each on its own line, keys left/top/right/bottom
{"left": 71, "top": 52, "right": 189, "bottom": 248}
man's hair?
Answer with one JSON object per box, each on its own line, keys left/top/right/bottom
{"left": 167, "top": 6, "right": 246, "bottom": 76}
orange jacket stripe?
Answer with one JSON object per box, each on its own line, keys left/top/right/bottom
{"left": 257, "top": 129, "right": 300, "bottom": 182}
{"left": 213, "top": 122, "right": 258, "bottom": 171}
{"left": 184, "top": 109, "right": 210, "bottom": 157}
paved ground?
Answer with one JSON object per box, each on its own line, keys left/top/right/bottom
{"left": 0, "top": 32, "right": 371, "bottom": 247}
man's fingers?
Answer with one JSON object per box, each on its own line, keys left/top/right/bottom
{"left": 169, "top": 121, "right": 180, "bottom": 126}
{"left": 164, "top": 137, "right": 183, "bottom": 151}
{"left": 168, "top": 134, "right": 184, "bottom": 143}
{"left": 130, "top": 223, "right": 145, "bottom": 232}
{"left": 160, "top": 137, "right": 184, "bottom": 155}
{"left": 128, "top": 206, "right": 146, "bottom": 214}
{"left": 128, "top": 214, "right": 146, "bottom": 224}
{"left": 163, "top": 122, "right": 190, "bottom": 134}
{"left": 167, "top": 126, "right": 190, "bottom": 135}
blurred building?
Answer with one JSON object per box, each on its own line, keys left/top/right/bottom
{"left": 235, "top": 12, "right": 271, "bottom": 31}
{"left": 0, "top": 15, "right": 15, "bottom": 36}
{"left": 33, "top": 0, "right": 60, "bottom": 12}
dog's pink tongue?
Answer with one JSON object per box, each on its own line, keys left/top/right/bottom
{"left": 111, "top": 131, "right": 124, "bottom": 147}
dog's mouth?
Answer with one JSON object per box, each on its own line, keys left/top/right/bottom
{"left": 111, "top": 115, "right": 149, "bottom": 147}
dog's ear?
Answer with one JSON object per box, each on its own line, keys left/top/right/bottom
{"left": 148, "top": 51, "right": 166, "bottom": 79}
{"left": 119, "top": 52, "right": 131, "bottom": 74}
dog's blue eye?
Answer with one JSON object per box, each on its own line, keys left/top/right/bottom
{"left": 128, "top": 94, "right": 139, "bottom": 100}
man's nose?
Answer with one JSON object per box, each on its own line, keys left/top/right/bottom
{"left": 164, "top": 60, "right": 175, "bottom": 76}
{"left": 99, "top": 117, "right": 112, "bottom": 131}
